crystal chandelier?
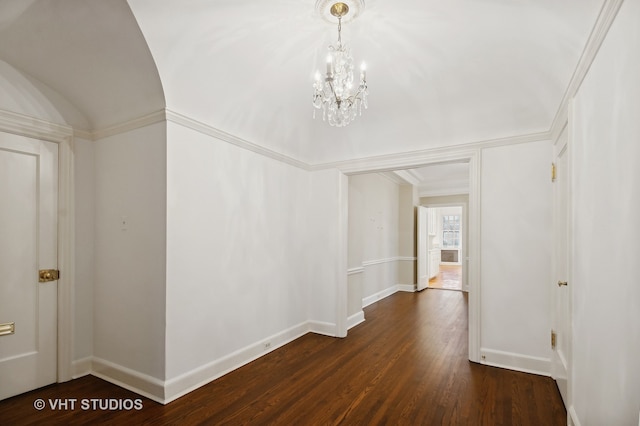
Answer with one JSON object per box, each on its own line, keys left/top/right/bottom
{"left": 312, "top": 2, "right": 368, "bottom": 127}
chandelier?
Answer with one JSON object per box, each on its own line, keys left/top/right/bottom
{"left": 312, "top": 2, "right": 368, "bottom": 127}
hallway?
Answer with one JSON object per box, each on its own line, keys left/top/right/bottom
{"left": 0, "top": 290, "right": 565, "bottom": 425}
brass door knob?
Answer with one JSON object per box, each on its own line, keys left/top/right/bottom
{"left": 39, "top": 269, "right": 59, "bottom": 282}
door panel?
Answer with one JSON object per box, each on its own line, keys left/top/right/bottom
{"left": 417, "top": 206, "right": 429, "bottom": 291}
{"left": 0, "top": 133, "right": 58, "bottom": 400}
{"left": 552, "top": 131, "right": 570, "bottom": 407}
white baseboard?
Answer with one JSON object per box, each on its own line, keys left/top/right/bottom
{"left": 163, "top": 321, "right": 310, "bottom": 404}
{"left": 91, "top": 356, "right": 166, "bottom": 404}
{"left": 71, "top": 356, "right": 93, "bottom": 379}
{"left": 480, "top": 348, "right": 551, "bottom": 377}
{"left": 397, "top": 284, "right": 416, "bottom": 292}
{"left": 347, "top": 311, "right": 365, "bottom": 329}
{"left": 362, "top": 285, "right": 398, "bottom": 308}
{"left": 308, "top": 320, "right": 337, "bottom": 337}
{"left": 568, "top": 405, "right": 580, "bottom": 426}
{"left": 77, "top": 320, "right": 339, "bottom": 405}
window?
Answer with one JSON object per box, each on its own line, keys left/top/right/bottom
{"left": 442, "top": 215, "right": 460, "bottom": 248}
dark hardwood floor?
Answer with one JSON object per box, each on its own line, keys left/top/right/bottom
{"left": 0, "top": 290, "right": 566, "bottom": 425}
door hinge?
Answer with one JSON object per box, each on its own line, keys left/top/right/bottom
{"left": 39, "top": 269, "right": 60, "bottom": 282}
{"left": 551, "top": 162, "right": 557, "bottom": 182}
{"left": 551, "top": 330, "right": 557, "bottom": 350}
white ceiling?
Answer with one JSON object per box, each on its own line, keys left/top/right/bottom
{"left": 128, "top": 0, "right": 604, "bottom": 165}
{"left": 0, "top": 0, "right": 605, "bottom": 168}
{"left": 0, "top": 0, "right": 165, "bottom": 130}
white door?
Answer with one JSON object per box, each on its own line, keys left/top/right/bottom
{"left": 0, "top": 133, "right": 58, "bottom": 400}
{"left": 417, "top": 206, "right": 429, "bottom": 291}
{"left": 552, "top": 130, "right": 571, "bottom": 407}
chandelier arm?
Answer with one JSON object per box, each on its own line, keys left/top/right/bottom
{"left": 327, "top": 79, "right": 340, "bottom": 102}
{"left": 345, "top": 86, "right": 365, "bottom": 102}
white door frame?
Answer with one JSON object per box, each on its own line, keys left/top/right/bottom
{"left": 0, "top": 110, "right": 75, "bottom": 383}
{"left": 551, "top": 123, "right": 571, "bottom": 409}
{"left": 416, "top": 206, "right": 430, "bottom": 291}
{"left": 421, "top": 202, "right": 468, "bottom": 292}
{"left": 337, "top": 148, "right": 481, "bottom": 363}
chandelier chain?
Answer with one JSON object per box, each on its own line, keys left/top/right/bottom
{"left": 312, "top": 3, "right": 368, "bottom": 127}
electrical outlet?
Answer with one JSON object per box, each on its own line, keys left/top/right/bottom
{"left": 264, "top": 342, "right": 271, "bottom": 350}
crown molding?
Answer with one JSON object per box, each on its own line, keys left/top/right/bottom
{"left": 549, "top": 0, "right": 624, "bottom": 142}
{"left": 91, "top": 110, "right": 167, "bottom": 141}
{"left": 418, "top": 187, "right": 470, "bottom": 198}
{"left": 315, "top": 131, "right": 550, "bottom": 175}
{"left": 377, "top": 171, "right": 408, "bottom": 185}
{"left": 69, "top": 110, "right": 166, "bottom": 141}
{"left": 2, "top": 104, "right": 552, "bottom": 179}
{"left": 0, "top": 109, "right": 73, "bottom": 143}
{"left": 379, "top": 170, "right": 423, "bottom": 186}
{"left": 164, "top": 109, "right": 311, "bottom": 171}
{"left": 77, "top": 109, "right": 311, "bottom": 171}
{"left": 73, "top": 128, "right": 93, "bottom": 140}
{"left": 393, "top": 169, "right": 422, "bottom": 186}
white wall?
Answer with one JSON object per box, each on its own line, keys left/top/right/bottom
{"left": 93, "top": 123, "right": 167, "bottom": 381}
{"left": 73, "top": 137, "right": 94, "bottom": 361}
{"left": 480, "top": 140, "right": 552, "bottom": 374}
{"left": 165, "top": 121, "right": 308, "bottom": 378}
{"left": 164, "top": 122, "right": 343, "bottom": 398}
{"left": 347, "top": 173, "right": 365, "bottom": 320}
{"left": 307, "top": 169, "right": 346, "bottom": 334}
{"left": 570, "top": 0, "right": 640, "bottom": 423}
{"left": 348, "top": 174, "right": 401, "bottom": 303}
{"left": 398, "top": 185, "right": 417, "bottom": 286}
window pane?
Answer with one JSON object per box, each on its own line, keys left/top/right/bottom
{"left": 442, "top": 214, "right": 460, "bottom": 248}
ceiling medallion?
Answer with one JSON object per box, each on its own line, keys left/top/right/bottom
{"left": 315, "top": 0, "right": 365, "bottom": 24}
{"left": 312, "top": 1, "right": 368, "bottom": 127}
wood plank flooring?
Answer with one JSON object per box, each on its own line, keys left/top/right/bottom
{"left": 429, "top": 264, "right": 463, "bottom": 290}
{"left": 0, "top": 290, "right": 566, "bottom": 425}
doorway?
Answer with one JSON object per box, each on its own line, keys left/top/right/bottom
{"left": 0, "top": 116, "right": 74, "bottom": 400}
{"left": 419, "top": 203, "right": 468, "bottom": 292}
{"left": 428, "top": 206, "right": 464, "bottom": 291}
{"left": 343, "top": 153, "right": 480, "bottom": 363}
